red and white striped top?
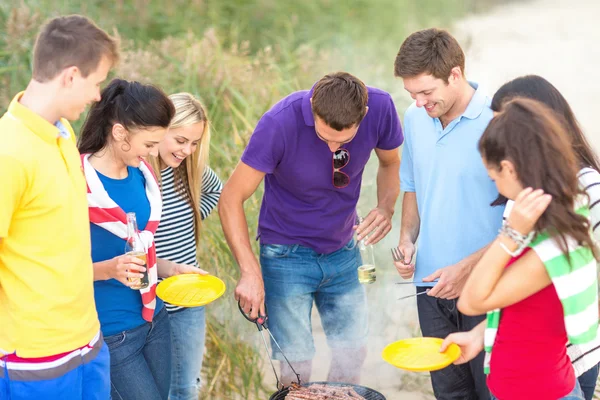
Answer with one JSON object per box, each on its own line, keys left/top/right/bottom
{"left": 81, "top": 153, "right": 162, "bottom": 322}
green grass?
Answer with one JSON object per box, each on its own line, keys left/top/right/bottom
{"left": 0, "top": 1, "right": 508, "bottom": 398}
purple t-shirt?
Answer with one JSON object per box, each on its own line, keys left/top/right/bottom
{"left": 241, "top": 86, "right": 403, "bottom": 254}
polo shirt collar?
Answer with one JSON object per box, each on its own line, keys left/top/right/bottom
{"left": 7, "top": 92, "right": 69, "bottom": 144}
{"left": 302, "top": 86, "right": 316, "bottom": 127}
{"left": 462, "top": 81, "right": 486, "bottom": 120}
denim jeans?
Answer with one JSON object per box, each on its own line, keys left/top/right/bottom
{"left": 491, "top": 379, "right": 585, "bottom": 400}
{"left": 578, "top": 363, "right": 599, "bottom": 400}
{"left": 416, "top": 287, "right": 489, "bottom": 400}
{"left": 105, "top": 307, "right": 172, "bottom": 400}
{"left": 260, "top": 239, "right": 368, "bottom": 362}
{"left": 168, "top": 306, "right": 206, "bottom": 400}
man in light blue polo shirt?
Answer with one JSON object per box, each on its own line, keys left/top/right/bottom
{"left": 393, "top": 28, "right": 503, "bottom": 399}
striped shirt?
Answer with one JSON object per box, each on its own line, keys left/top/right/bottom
{"left": 578, "top": 167, "right": 600, "bottom": 242}
{"left": 503, "top": 167, "right": 600, "bottom": 375}
{"left": 487, "top": 198, "right": 599, "bottom": 375}
{"left": 154, "top": 166, "right": 223, "bottom": 312}
{"left": 568, "top": 167, "right": 600, "bottom": 375}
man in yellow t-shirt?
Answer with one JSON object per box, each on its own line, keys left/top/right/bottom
{"left": 0, "top": 15, "right": 119, "bottom": 400}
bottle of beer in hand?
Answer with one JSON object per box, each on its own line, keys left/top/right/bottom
{"left": 125, "top": 212, "right": 149, "bottom": 290}
{"left": 357, "top": 217, "right": 376, "bottom": 284}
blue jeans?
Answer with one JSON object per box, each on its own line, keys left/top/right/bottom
{"left": 168, "top": 306, "right": 206, "bottom": 400}
{"left": 491, "top": 379, "right": 585, "bottom": 400}
{"left": 0, "top": 336, "right": 110, "bottom": 400}
{"left": 105, "top": 307, "right": 171, "bottom": 400}
{"left": 416, "top": 287, "right": 489, "bottom": 400}
{"left": 260, "top": 239, "right": 368, "bottom": 362}
{"left": 578, "top": 363, "right": 599, "bottom": 400}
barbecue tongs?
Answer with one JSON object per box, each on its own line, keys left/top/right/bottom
{"left": 238, "top": 302, "right": 301, "bottom": 390}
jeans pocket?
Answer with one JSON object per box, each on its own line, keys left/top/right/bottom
{"left": 261, "top": 244, "right": 292, "bottom": 259}
{"left": 104, "top": 332, "right": 127, "bottom": 350}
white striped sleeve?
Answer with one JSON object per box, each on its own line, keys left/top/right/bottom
{"left": 200, "top": 166, "right": 222, "bottom": 220}
{"left": 579, "top": 167, "right": 600, "bottom": 243}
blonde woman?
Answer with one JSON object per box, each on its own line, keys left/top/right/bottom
{"left": 150, "top": 93, "right": 222, "bottom": 400}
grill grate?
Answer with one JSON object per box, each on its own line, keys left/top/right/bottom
{"left": 269, "top": 381, "right": 386, "bottom": 400}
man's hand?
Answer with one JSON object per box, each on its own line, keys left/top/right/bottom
{"left": 235, "top": 272, "right": 265, "bottom": 320}
{"left": 440, "top": 327, "right": 484, "bottom": 365}
{"left": 355, "top": 207, "right": 393, "bottom": 245}
{"left": 424, "top": 262, "right": 470, "bottom": 300}
{"left": 393, "top": 240, "right": 416, "bottom": 279}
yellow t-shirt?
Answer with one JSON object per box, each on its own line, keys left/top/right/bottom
{"left": 0, "top": 93, "right": 99, "bottom": 357}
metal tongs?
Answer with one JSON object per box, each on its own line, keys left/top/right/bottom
{"left": 238, "top": 302, "right": 301, "bottom": 390}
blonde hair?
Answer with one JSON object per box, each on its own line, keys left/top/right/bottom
{"left": 150, "top": 93, "right": 211, "bottom": 246}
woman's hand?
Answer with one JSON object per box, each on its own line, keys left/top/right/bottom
{"left": 157, "top": 258, "right": 208, "bottom": 278}
{"left": 439, "top": 321, "right": 486, "bottom": 365}
{"left": 507, "top": 188, "right": 552, "bottom": 235}
{"left": 110, "top": 254, "right": 146, "bottom": 287}
{"left": 171, "top": 263, "right": 208, "bottom": 276}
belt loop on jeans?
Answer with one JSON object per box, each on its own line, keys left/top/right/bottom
{"left": 291, "top": 244, "right": 299, "bottom": 253}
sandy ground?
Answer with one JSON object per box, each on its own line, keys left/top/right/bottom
{"left": 259, "top": 1, "right": 600, "bottom": 399}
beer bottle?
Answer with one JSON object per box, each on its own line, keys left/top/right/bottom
{"left": 357, "top": 217, "right": 376, "bottom": 284}
{"left": 125, "top": 212, "right": 149, "bottom": 289}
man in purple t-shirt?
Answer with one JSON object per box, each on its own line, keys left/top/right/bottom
{"left": 219, "top": 72, "right": 403, "bottom": 385}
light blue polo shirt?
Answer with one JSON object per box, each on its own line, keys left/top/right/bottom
{"left": 400, "top": 82, "right": 504, "bottom": 286}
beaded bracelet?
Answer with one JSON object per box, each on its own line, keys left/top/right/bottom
{"left": 498, "top": 221, "right": 535, "bottom": 257}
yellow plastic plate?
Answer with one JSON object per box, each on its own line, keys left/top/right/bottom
{"left": 381, "top": 337, "right": 461, "bottom": 372}
{"left": 156, "top": 274, "right": 226, "bottom": 307}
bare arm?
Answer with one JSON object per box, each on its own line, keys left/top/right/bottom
{"left": 458, "top": 189, "right": 553, "bottom": 315}
{"left": 393, "top": 192, "right": 420, "bottom": 279}
{"left": 399, "top": 191, "right": 419, "bottom": 246}
{"left": 358, "top": 148, "right": 401, "bottom": 244}
{"left": 218, "top": 161, "right": 266, "bottom": 318}
{"left": 375, "top": 147, "right": 400, "bottom": 217}
{"left": 458, "top": 236, "right": 551, "bottom": 315}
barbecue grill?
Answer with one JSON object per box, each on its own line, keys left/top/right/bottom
{"left": 238, "top": 303, "right": 386, "bottom": 400}
{"left": 269, "top": 381, "right": 386, "bottom": 400}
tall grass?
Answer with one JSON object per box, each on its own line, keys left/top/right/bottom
{"left": 0, "top": 1, "right": 508, "bottom": 398}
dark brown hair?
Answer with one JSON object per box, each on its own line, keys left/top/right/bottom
{"left": 394, "top": 28, "right": 465, "bottom": 82}
{"left": 78, "top": 79, "right": 175, "bottom": 154}
{"left": 479, "top": 98, "right": 595, "bottom": 259}
{"left": 311, "top": 72, "right": 368, "bottom": 130}
{"left": 492, "top": 75, "right": 600, "bottom": 171}
{"left": 33, "top": 15, "right": 119, "bottom": 82}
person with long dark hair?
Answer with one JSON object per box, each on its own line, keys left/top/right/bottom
{"left": 78, "top": 78, "right": 200, "bottom": 400}
{"left": 488, "top": 75, "right": 600, "bottom": 400}
{"left": 441, "top": 98, "right": 598, "bottom": 400}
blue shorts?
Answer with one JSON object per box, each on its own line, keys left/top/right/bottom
{"left": 260, "top": 238, "right": 368, "bottom": 362}
{"left": 0, "top": 333, "right": 110, "bottom": 400}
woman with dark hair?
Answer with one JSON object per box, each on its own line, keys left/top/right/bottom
{"left": 441, "top": 98, "right": 598, "bottom": 400}
{"left": 78, "top": 78, "right": 201, "bottom": 400}
{"left": 491, "top": 75, "right": 600, "bottom": 173}
{"left": 489, "top": 75, "right": 600, "bottom": 399}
